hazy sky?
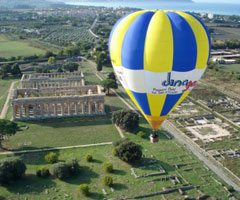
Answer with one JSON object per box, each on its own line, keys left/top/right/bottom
{"left": 194, "top": 0, "right": 240, "bottom": 3}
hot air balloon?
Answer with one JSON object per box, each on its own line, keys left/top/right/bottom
{"left": 108, "top": 10, "right": 211, "bottom": 143}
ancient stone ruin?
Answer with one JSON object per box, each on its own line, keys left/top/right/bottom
{"left": 12, "top": 72, "right": 105, "bottom": 121}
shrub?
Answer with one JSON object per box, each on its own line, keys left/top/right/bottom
{"left": 50, "top": 162, "right": 70, "bottom": 179}
{"left": 45, "top": 152, "right": 58, "bottom": 164}
{"left": 78, "top": 184, "right": 89, "bottom": 196}
{"left": 102, "top": 162, "right": 113, "bottom": 173}
{"left": 0, "top": 157, "right": 26, "bottom": 184}
{"left": 112, "top": 110, "right": 139, "bottom": 132}
{"left": 36, "top": 167, "right": 50, "bottom": 178}
{"left": 137, "top": 131, "right": 146, "bottom": 139}
{"left": 85, "top": 154, "right": 93, "bottom": 162}
{"left": 65, "top": 158, "right": 80, "bottom": 175}
{"left": 113, "top": 139, "right": 142, "bottom": 163}
{"left": 102, "top": 175, "right": 113, "bottom": 187}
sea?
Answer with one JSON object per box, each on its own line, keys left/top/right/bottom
{"left": 66, "top": 1, "right": 240, "bottom": 16}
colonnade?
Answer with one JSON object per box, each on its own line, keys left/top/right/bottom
{"left": 22, "top": 80, "right": 84, "bottom": 89}
{"left": 13, "top": 99, "right": 105, "bottom": 120}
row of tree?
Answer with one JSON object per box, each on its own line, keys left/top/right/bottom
{"left": 0, "top": 63, "right": 22, "bottom": 79}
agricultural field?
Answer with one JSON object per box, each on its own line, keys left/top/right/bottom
{"left": 210, "top": 26, "right": 240, "bottom": 40}
{"left": 43, "top": 26, "right": 98, "bottom": 45}
{"left": 0, "top": 34, "right": 46, "bottom": 58}
{"left": 218, "top": 64, "right": 240, "bottom": 73}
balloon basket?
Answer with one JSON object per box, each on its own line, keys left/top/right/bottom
{"left": 150, "top": 131, "right": 159, "bottom": 144}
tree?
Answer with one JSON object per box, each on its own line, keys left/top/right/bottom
{"left": 11, "top": 63, "right": 22, "bottom": 76}
{"left": 100, "top": 79, "right": 118, "bottom": 95}
{"left": 102, "top": 162, "right": 113, "bottom": 173}
{"left": 48, "top": 56, "right": 56, "bottom": 65}
{"left": 78, "top": 184, "right": 90, "bottom": 196}
{"left": 0, "top": 119, "right": 18, "bottom": 149}
{"left": 63, "top": 62, "right": 79, "bottom": 72}
{"left": 102, "top": 176, "right": 113, "bottom": 187}
{"left": 57, "top": 67, "right": 63, "bottom": 73}
{"left": 97, "top": 62, "right": 102, "bottom": 71}
{"left": 112, "top": 110, "right": 139, "bottom": 132}
{"left": 0, "top": 157, "right": 26, "bottom": 184}
{"left": 64, "top": 46, "right": 80, "bottom": 57}
{"left": 0, "top": 64, "right": 11, "bottom": 78}
{"left": 45, "top": 152, "right": 58, "bottom": 164}
{"left": 95, "top": 52, "right": 106, "bottom": 67}
{"left": 65, "top": 158, "right": 80, "bottom": 175}
{"left": 108, "top": 72, "right": 116, "bottom": 81}
{"left": 50, "top": 162, "right": 70, "bottom": 180}
{"left": 113, "top": 139, "right": 142, "bottom": 163}
{"left": 45, "top": 51, "right": 54, "bottom": 58}
{"left": 236, "top": 58, "right": 240, "bottom": 64}
{"left": 36, "top": 167, "right": 50, "bottom": 178}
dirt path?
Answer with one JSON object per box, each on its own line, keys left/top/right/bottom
{"left": 0, "top": 142, "right": 112, "bottom": 155}
{"left": 0, "top": 81, "right": 15, "bottom": 119}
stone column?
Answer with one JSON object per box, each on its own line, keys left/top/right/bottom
{"left": 68, "top": 102, "right": 71, "bottom": 115}
{"left": 88, "top": 101, "right": 92, "bottom": 115}
{"left": 75, "top": 102, "right": 78, "bottom": 115}
{"left": 61, "top": 103, "right": 65, "bottom": 116}
{"left": 95, "top": 102, "right": 98, "bottom": 114}
{"left": 81, "top": 102, "right": 84, "bottom": 114}
{"left": 19, "top": 104, "right": 23, "bottom": 119}
{"left": 33, "top": 104, "right": 37, "bottom": 119}
{"left": 40, "top": 103, "right": 44, "bottom": 117}
{"left": 54, "top": 103, "right": 57, "bottom": 116}
{"left": 48, "top": 103, "right": 51, "bottom": 117}
{"left": 13, "top": 105, "right": 17, "bottom": 120}
{"left": 26, "top": 104, "right": 29, "bottom": 119}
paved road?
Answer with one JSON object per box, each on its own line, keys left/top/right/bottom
{"left": 88, "top": 16, "right": 100, "bottom": 39}
{"left": 162, "top": 120, "right": 240, "bottom": 193}
{"left": 0, "top": 81, "right": 15, "bottom": 119}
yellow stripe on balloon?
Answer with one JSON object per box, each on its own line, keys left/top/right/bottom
{"left": 125, "top": 89, "right": 146, "bottom": 116}
{"left": 110, "top": 11, "right": 146, "bottom": 67}
{"left": 145, "top": 115, "right": 167, "bottom": 130}
{"left": 167, "top": 91, "right": 190, "bottom": 116}
{"left": 144, "top": 11, "right": 173, "bottom": 72}
{"left": 176, "top": 11, "right": 209, "bottom": 69}
{"left": 147, "top": 93, "right": 166, "bottom": 116}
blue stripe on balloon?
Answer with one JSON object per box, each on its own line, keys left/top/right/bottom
{"left": 131, "top": 91, "right": 151, "bottom": 115}
{"left": 121, "top": 11, "right": 155, "bottom": 70}
{"left": 166, "top": 12, "right": 197, "bottom": 72}
{"left": 160, "top": 93, "right": 182, "bottom": 116}
{"left": 108, "top": 13, "right": 130, "bottom": 59}
{"left": 187, "top": 13, "right": 211, "bottom": 62}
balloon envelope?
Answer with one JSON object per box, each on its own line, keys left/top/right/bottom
{"left": 109, "top": 10, "right": 211, "bottom": 130}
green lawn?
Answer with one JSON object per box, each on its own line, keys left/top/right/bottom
{"left": 0, "top": 34, "right": 45, "bottom": 58}
{"left": 218, "top": 64, "right": 240, "bottom": 73}
{"left": 2, "top": 115, "right": 121, "bottom": 151}
{"left": 0, "top": 128, "right": 236, "bottom": 200}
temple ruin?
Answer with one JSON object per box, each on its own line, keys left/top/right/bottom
{"left": 21, "top": 72, "right": 85, "bottom": 88}
{"left": 12, "top": 72, "right": 105, "bottom": 121}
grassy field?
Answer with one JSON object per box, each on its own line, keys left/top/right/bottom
{"left": 2, "top": 116, "right": 121, "bottom": 151}
{"left": 218, "top": 64, "right": 240, "bottom": 73}
{"left": 0, "top": 34, "right": 45, "bottom": 58}
{"left": 0, "top": 127, "right": 236, "bottom": 200}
